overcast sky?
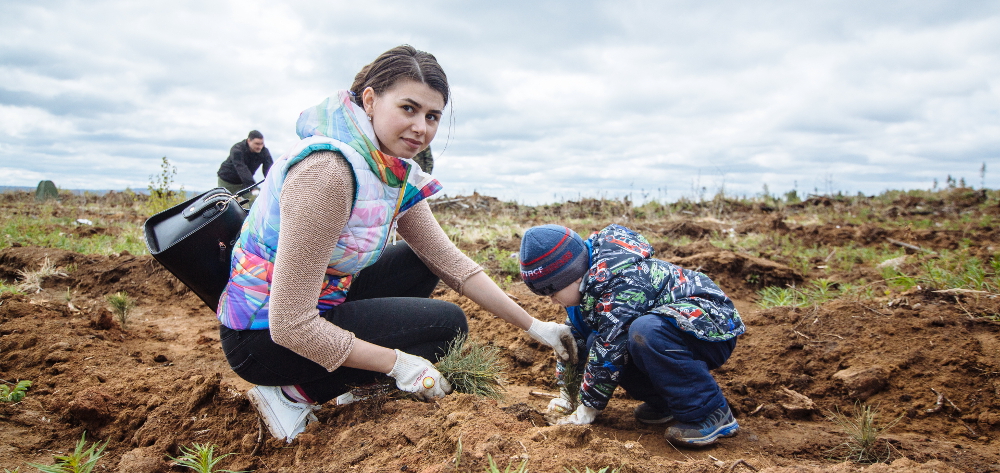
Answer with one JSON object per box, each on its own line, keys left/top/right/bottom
{"left": 1, "top": 1, "right": 998, "bottom": 204}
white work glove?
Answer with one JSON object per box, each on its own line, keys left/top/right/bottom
{"left": 387, "top": 349, "right": 452, "bottom": 401}
{"left": 555, "top": 404, "right": 601, "bottom": 425}
{"left": 547, "top": 397, "right": 573, "bottom": 415}
{"left": 526, "top": 319, "right": 577, "bottom": 364}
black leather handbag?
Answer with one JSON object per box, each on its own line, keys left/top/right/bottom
{"left": 143, "top": 183, "right": 259, "bottom": 312}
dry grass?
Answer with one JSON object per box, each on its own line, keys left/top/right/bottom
{"left": 15, "top": 257, "right": 66, "bottom": 293}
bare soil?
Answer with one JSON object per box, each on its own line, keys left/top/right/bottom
{"left": 1, "top": 192, "right": 999, "bottom": 472}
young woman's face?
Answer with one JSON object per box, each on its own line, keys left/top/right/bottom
{"left": 363, "top": 80, "right": 445, "bottom": 159}
{"left": 549, "top": 278, "right": 583, "bottom": 308}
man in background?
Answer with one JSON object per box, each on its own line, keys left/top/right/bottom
{"left": 217, "top": 130, "right": 272, "bottom": 202}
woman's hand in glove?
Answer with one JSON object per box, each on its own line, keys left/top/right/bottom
{"left": 555, "top": 404, "right": 601, "bottom": 425}
{"left": 526, "top": 319, "right": 578, "bottom": 364}
{"left": 387, "top": 349, "right": 452, "bottom": 401}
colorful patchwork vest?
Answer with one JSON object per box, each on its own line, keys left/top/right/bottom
{"left": 216, "top": 91, "right": 442, "bottom": 330}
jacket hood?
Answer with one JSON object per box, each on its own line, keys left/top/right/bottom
{"left": 585, "top": 224, "right": 654, "bottom": 294}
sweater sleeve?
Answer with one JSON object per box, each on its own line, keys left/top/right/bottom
{"left": 395, "top": 200, "right": 483, "bottom": 295}
{"left": 268, "top": 150, "right": 357, "bottom": 371}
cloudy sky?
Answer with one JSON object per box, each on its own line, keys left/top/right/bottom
{"left": 2, "top": 1, "right": 998, "bottom": 204}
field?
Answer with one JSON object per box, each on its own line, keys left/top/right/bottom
{"left": 1, "top": 187, "right": 999, "bottom": 472}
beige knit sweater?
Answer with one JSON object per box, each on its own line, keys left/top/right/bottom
{"left": 267, "top": 150, "right": 482, "bottom": 371}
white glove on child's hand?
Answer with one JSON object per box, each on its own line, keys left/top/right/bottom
{"left": 526, "top": 319, "right": 577, "bottom": 364}
{"left": 547, "top": 397, "right": 573, "bottom": 415}
{"left": 387, "top": 349, "right": 452, "bottom": 401}
{"left": 555, "top": 404, "right": 601, "bottom": 425}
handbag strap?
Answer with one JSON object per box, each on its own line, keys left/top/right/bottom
{"left": 235, "top": 180, "right": 265, "bottom": 198}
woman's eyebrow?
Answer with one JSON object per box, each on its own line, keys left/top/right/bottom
{"left": 402, "top": 97, "right": 442, "bottom": 115}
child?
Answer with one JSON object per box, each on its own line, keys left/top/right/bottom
{"left": 519, "top": 224, "right": 744, "bottom": 446}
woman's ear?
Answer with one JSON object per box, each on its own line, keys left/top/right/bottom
{"left": 362, "top": 87, "right": 376, "bottom": 115}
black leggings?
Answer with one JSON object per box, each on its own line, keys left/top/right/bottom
{"left": 219, "top": 242, "right": 468, "bottom": 403}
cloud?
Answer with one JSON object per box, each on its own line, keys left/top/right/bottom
{"left": 1, "top": 0, "right": 998, "bottom": 203}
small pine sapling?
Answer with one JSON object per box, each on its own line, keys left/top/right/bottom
{"left": 168, "top": 443, "right": 245, "bottom": 473}
{"left": 105, "top": 291, "right": 136, "bottom": 330}
{"left": 27, "top": 432, "right": 107, "bottom": 473}
{"left": 0, "top": 380, "right": 32, "bottom": 402}
{"left": 435, "top": 334, "right": 507, "bottom": 401}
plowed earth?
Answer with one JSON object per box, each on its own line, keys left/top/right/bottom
{"left": 1, "top": 192, "right": 999, "bottom": 472}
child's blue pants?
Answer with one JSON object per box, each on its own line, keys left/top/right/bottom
{"left": 619, "top": 314, "right": 736, "bottom": 423}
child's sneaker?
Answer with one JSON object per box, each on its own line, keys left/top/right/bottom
{"left": 247, "top": 385, "right": 320, "bottom": 443}
{"left": 665, "top": 404, "right": 738, "bottom": 446}
{"left": 633, "top": 402, "right": 674, "bottom": 424}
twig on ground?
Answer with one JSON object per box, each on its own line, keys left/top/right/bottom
{"left": 528, "top": 391, "right": 559, "bottom": 399}
{"left": 952, "top": 296, "right": 976, "bottom": 319}
{"left": 793, "top": 330, "right": 811, "bottom": 339}
{"left": 728, "top": 459, "right": 759, "bottom": 472}
{"left": 856, "top": 301, "right": 890, "bottom": 316}
{"left": 961, "top": 422, "right": 977, "bottom": 437}
{"left": 820, "top": 333, "right": 845, "bottom": 340}
{"left": 934, "top": 288, "right": 995, "bottom": 296}
{"left": 748, "top": 404, "right": 764, "bottom": 416}
{"left": 926, "top": 388, "right": 945, "bottom": 414}
{"left": 887, "top": 238, "right": 937, "bottom": 255}
{"left": 824, "top": 248, "right": 837, "bottom": 262}
{"left": 945, "top": 395, "right": 961, "bottom": 414}
{"left": 251, "top": 417, "right": 264, "bottom": 456}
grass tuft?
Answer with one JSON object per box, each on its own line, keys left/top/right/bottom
{"left": 27, "top": 432, "right": 107, "bottom": 473}
{"left": 436, "top": 333, "right": 507, "bottom": 401}
{"left": 168, "top": 443, "right": 245, "bottom": 473}
{"left": 16, "top": 257, "right": 66, "bottom": 294}
{"left": 826, "top": 402, "right": 902, "bottom": 464}
{"left": 756, "top": 286, "right": 802, "bottom": 308}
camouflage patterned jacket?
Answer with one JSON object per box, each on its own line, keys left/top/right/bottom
{"left": 562, "top": 224, "right": 744, "bottom": 410}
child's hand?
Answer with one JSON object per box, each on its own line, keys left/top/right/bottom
{"left": 546, "top": 397, "right": 573, "bottom": 415}
{"left": 555, "top": 405, "right": 601, "bottom": 425}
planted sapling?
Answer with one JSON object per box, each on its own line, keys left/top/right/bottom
{"left": 105, "top": 291, "right": 136, "bottom": 330}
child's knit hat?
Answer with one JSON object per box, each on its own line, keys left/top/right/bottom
{"left": 519, "top": 225, "right": 588, "bottom": 296}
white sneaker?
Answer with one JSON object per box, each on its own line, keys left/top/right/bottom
{"left": 246, "top": 386, "right": 320, "bottom": 443}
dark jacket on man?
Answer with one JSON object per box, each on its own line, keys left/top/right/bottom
{"left": 217, "top": 140, "right": 273, "bottom": 187}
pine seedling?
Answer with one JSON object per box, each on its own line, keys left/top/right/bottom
{"left": 27, "top": 432, "right": 107, "bottom": 473}
{"left": 168, "top": 443, "right": 245, "bottom": 473}
{"left": 105, "top": 291, "right": 136, "bottom": 330}
{"left": 826, "top": 402, "right": 902, "bottom": 464}
{"left": 559, "top": 360, "right": 583, "bottom": 412}
{"left": 435, "top": 334, "right": 507, "bottom": 401}
{"left": 0, "top": 380, "right": 32, "bottom": 402}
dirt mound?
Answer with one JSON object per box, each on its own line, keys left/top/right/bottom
{"left": 668, "top": 247, "right": 803, "bottom": 299}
